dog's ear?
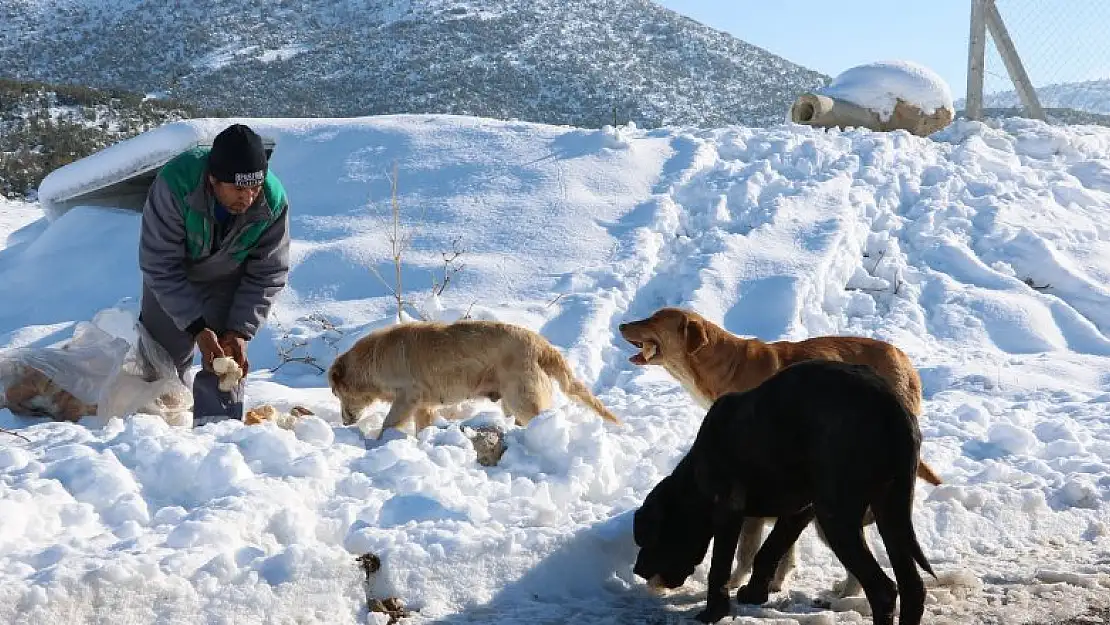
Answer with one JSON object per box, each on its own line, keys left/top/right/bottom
{"left": 633, "top": 502, "right": 661, "bottom": 547}
{"left": 684, "top": 318, "right": 708, "bottom": 354}
{"left": 327, "top": 355, "right": 347, "bottom": 394}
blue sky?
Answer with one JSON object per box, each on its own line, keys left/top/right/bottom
{"left": 657, "top": 0, "right": 1109, "bottom": 100}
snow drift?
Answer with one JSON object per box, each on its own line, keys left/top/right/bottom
{"left": 1, "top": 114, "right": 1109, "bottom": 624}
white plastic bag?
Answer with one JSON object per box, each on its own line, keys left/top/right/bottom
{"left": 0, "top": 306, "right": 192, "bottom": 424}
{"left": 98, "top": 316, "right": 193, "bottom": 425}
{"left": 0, "top": 321, "right": 130, "bottom": 420}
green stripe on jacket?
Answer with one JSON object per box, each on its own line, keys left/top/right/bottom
{"left": 159, "top": 146, "right": 286, "bottom": 262}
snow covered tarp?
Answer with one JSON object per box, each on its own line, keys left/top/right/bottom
{"left": 789, "top": 60, "right": 956, "bottom": 137}
{"left": 37, "top": 119, "right": 277, "bottom": 220}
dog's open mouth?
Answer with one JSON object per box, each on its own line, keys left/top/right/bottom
{"left": 627, "top": 339, "right": 658, "bottom": 365}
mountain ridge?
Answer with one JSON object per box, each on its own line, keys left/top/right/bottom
{"left": 0, "top": 0, "right": 829, "bottom": 128}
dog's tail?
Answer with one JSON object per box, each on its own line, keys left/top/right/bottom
{"left": 904, "top": 469, "right": 936, "bottom": 580}
{"left": 871, "top": 443, "right": 935, "bottom": 625}
{"left": 916, "top": 459, "right": 943, "bottom": 486}
{"left": 537, "top": 345, "right": 622, "bottom": 425}
{"left": 877, "top": 451, "right": 937, "bottom": 581}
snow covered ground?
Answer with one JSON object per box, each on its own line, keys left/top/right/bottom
{"left": 2, "top": 115, "right": 1110, "bottom": 624}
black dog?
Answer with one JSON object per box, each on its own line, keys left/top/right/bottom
{"left": 632, "top": 359, "right": 936, "bottom": 625}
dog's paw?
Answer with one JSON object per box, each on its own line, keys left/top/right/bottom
{"left": 734, "top": 583, "right": 769, "bottom": 605}
{"left": 768, "top": 569, "right": 793, "bottom": 594}
{"left": 364, "top": 427, "right": 409, "bottom": 449}
{"left": 694, "top": 600, "right": 730, "bottom": 624}
{"left": 341, "top": 409, "right": 359, "bottom": 426}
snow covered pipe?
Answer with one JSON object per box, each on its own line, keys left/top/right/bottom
{"left": 789, "top": 92, "right": 952, "bottom": 137}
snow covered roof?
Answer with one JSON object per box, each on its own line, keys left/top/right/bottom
{"left": 37, "top": 119, "right": 277, "bottom": 221}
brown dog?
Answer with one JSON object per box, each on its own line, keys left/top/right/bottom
{"left": 618, "top": 306, "right": 941, "bottom": 596}
{"left": 329, "top": 319, "right": 622, "bottom": 438}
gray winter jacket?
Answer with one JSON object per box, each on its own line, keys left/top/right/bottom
{"left": 138, "top": 147, "right": 290, "bottom": 339}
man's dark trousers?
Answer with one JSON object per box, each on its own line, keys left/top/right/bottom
{"left": 137, "top": 282, "right": 244, "bottom": 426}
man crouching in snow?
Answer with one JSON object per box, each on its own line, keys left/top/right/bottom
{"left": 137, "top": 123, "right": 290, "bottom": 426}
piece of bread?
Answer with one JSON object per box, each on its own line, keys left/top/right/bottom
{"left": 2, "top": 364, "right": 96, "bottom": 421}
{"left": 244, "top": 403, "right": 312, "bottom": 430}
{"left": 212, "top": 356, "right": 243, "bottom": 392}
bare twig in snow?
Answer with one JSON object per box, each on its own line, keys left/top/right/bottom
{"left": 844, "top": 276, "right": 903, "bottom": 296}
{"left": 365, "top": 163, "right": 471, "bottom": 323}
{"left": 270, "top": 312, "right": 346, "bottom": 374}
{"left": 271, "top": 341, "right": 326, "bottom": 374}
{"left": 1, "top": 428, "right": 30, "bottom": 442}
{"left": 461, "top": 301, "right": 476, "bottom": 320}
{"left": 432, "top": 236, "right": 467, "bottom": 296}
{"left": 869, "top": 249, "right": 886, "bottom": 274}
{"left": 366, "top": 162, "right": 453, "bottom": 322}
{"left": 1023, "top": 277, "right": 1051, "bottom": 291}
{"left": 302, "top": 313, "right": 344, "bottom": 356}
{"left": 370, "top": 162, "right": 408, "bottom": 322}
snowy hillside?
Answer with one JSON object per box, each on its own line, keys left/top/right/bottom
{"left": 2, "top": 115, "right": 1110, "bottom": 624}
{"left": 0, "top": 77, "right": 212, "bottom": 199}
{"left": 0, "top": 0, "right": 828, "bottom": 129}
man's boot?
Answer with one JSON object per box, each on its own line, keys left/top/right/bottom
{"left": 192, "top": 369, "right": 244, "bottom": 427}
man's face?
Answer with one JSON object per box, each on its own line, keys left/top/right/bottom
{"left": 208, "top": 175, "right": 263, "bottom": 213}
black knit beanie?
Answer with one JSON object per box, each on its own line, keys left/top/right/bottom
{"left": 208, "top": 124, "right": 268, "bottom": 186}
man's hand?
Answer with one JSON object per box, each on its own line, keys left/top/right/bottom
{"left": 219, "top": 330, "right": 250, "bottom": 375}
{"left": 196, "top": 328, "right": 226, "bottom": 371}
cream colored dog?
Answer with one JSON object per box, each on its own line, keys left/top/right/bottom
{"left": 328, "top": 319, "right": 622, "bottom": 438}
{"left": 619, "top": 306, "right": 942, "bottom": 597}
